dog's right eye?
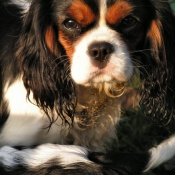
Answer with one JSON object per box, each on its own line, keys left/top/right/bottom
{"left": 64, "top": 19, "right": 81, "bottom": 31}
{"left": 121, "top": 16, "right": 137, "bottom": 28}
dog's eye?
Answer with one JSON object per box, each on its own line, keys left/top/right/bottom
{"left": 121, "top": 16, "right": 137, "bottom": 27}
{"left": 64, "top": 19, "right": 81, "bottom": 31}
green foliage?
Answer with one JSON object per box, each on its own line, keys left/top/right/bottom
{"left": 170, "top": 0, "right": 175, "bottom": 11}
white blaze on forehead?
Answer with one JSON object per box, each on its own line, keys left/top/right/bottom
{"left": 99, "top": 0, "right": 108, "bottom": 26}
{"left": 71, "top": 0, "right": 133, "bottom": 85}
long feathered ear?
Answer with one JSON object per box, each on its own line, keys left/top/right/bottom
{"left": 140, "top": 1, "right": 175, "bottom": 125}
{"left": 16, "top": 0, "right": 76, "bottom": 126}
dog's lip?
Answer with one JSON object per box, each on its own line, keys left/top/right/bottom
{"left": 90, "top": 70, "right": 102, "bottom": 76}
{"left": 88, "top": 67, "right": 130, "bottom": 83}
{"left": 89, "top": 70, "right": 117, "bottom": 82}
{"left": 89, "top": 69, "right": 109, "bottom": 79}
{"left": 90, "top": 63, "right": 115, "bottom": 77}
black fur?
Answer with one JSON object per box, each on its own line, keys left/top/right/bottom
{"left": 0, "top": 101, "right": 9, "bottom": 128}
{"left": 0, "top": 0, "right": 23, "bottom": 127}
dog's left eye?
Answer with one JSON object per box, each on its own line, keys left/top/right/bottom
{"left": 121, "top": 16, "right": 137, "bottom": 27}
{"left": 64, "top": 19, "right": 81, "bottom": 31}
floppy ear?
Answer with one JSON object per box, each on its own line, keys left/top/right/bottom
{"left": 140, "top": 1, "right": 175, "bottom": 125}
{"left": 16, "top": 0, "right": 76, "bottom": 126}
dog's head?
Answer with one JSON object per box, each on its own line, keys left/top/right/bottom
{"left": 17, "top": 0, "right": 175, "bottom": 125}
{"left": 57, "top": 0, "right": 134, "bottom": 86}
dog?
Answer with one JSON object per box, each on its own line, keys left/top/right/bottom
{"left": 0, "top": 0, "right": 175, "bottom": 174}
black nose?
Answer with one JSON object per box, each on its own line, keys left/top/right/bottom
{"left": 88, "top": 42, "right": 114, "bottom": 62}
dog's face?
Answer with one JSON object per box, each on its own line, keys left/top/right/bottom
{"left": 46, "top": 0, "right": 153, "bottom": 86}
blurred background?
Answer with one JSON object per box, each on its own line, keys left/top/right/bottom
{"left": 171, "top": 0, "right": 175, "bottom": 9}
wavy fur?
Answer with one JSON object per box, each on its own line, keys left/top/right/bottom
{"left": 16, "top": 0, "right": 76, "bottom": 126}
{"left": 139, "top": 1, "right": 175, "bottom": 125}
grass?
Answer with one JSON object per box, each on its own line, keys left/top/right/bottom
{"left": 112, "top": 106, "right": 175, "bottom": 175}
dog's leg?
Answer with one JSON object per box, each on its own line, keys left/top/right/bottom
{"left": 0, "top": 144, "right": 149, "bottom": 175}
{"left": 1, "top": 137, "right": 175, "bottom": 175}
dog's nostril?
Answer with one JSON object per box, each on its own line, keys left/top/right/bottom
{"left": 88, "top": 42, "right": 114, "bottom": 62}
{"left": 91, "top": 50, "right": 99, "bottom": 58}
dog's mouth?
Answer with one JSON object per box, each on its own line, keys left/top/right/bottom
{"left": 71, "top": 53, "right": 133, "bottom": 85}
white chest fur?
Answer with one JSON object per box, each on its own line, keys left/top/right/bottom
{"left": 0, "top": 78, "right": 67, "bottom": 146}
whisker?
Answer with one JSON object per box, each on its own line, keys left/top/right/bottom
{"left": 129, "top": 48, "right": 154, "bottom": 54}
{"left": 51, "top": 58, "right": 69, "bottom": 73}
{"left": 50, "top": 55, "right": 68, "bottom": 66}
{"left": 63, "top": 68, "right": 71, "bottom": 82}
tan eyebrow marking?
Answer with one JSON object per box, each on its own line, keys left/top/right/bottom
{"left": 67, "top": 0, "right": 96, "bottom": 26}
{"left": 59, "top": 30, "right": 74, "bottom": 60}
{"left": 106, "top": 1, "right": 134, "bottom": 24}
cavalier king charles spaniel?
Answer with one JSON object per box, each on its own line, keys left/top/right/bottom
{"left": 0, "top": 0, "right": 175, "bottom": 174}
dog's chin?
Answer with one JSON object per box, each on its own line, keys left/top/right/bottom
{"left": 82, "top": 75, "right": 115, "bottom": 86}
{"left": 74, "top": 74, "right": 126, "bottom": 98}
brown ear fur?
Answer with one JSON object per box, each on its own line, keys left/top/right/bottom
{"left": 147, "top": 20, "right": 165, "bottom": 60}
{"left": 45, "top": 26, "right": 58, "bottom": 55}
